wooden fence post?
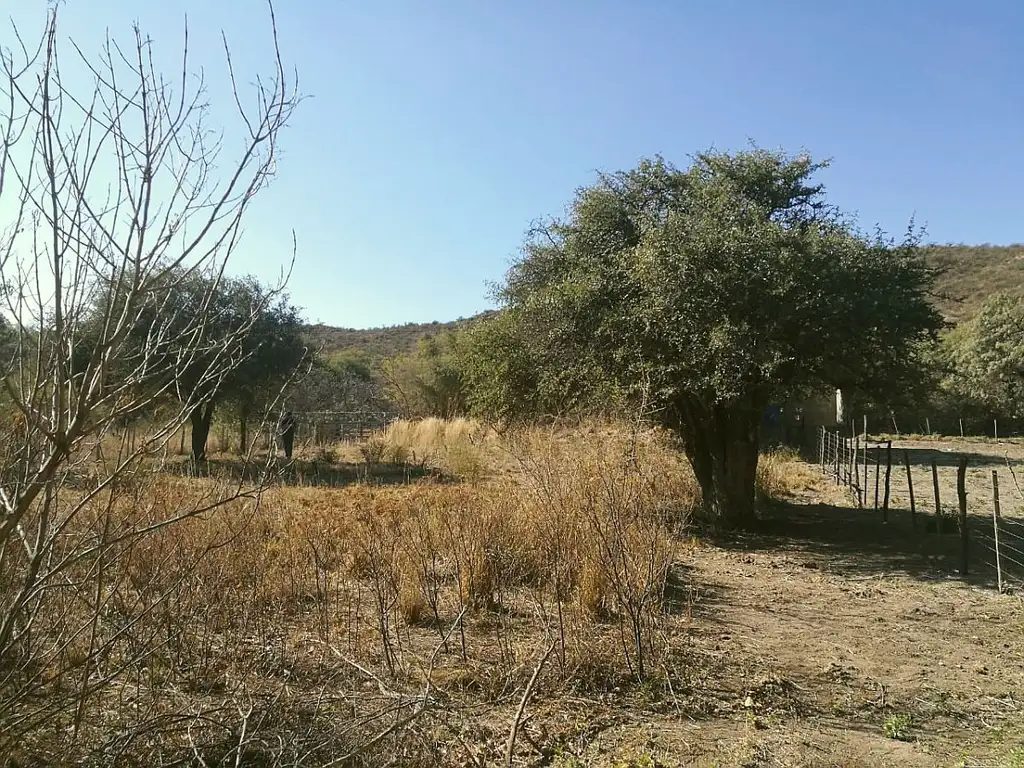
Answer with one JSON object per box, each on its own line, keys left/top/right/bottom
{"left": 994, "top": 418, "right": 999, "bottom": 441}
{"left": 931, "top": 459, "right": 942, "bottom": 535}
{"left": 874, "top": 447, "right": 881, "bottom": 510}
{"left": 882, "top": 441, "right": 892, "bottom": 522}
{"left": 819, "top": 426, "right": 826, "bottom": 472}
{"left": 903, "top": 449, "right": 916, "bottom": 529}
{"left": 854, "top": 432, "right": 862, "bottom": 507}
{"left": 862, "top": 416, "right": 869, "bottom": 500}
{"left": 926, "top": 417, "right": 931, "bottom": 435}
{"left": 957, "top": 456, "right": 968, "bottom": 576}
{"left": 992, "top": 470, "right": 1003, "bottom": 593}
{"left": 849, "top": 420, "right": 856, "bottom": 487}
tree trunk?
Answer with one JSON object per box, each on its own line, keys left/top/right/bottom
{"left": 190, "top": 403, "right": 215, "bottom": 462}
{"left": 674, "top": 394, "right": 763, "bottom": 528}
{"left": 238, "top": 406, "right": 250, "bottom": 455}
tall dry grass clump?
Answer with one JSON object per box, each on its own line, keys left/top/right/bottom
{"left": 378, "top": 417, "right": 491, "bottom": 480}
{"left": 756, "top": 446, "right": 824, "bottom": 503}
{"left": 494, "top": 422, "right": 698, "bottom": 680}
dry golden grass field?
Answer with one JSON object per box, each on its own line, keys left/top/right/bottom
{"left": 5, "top": 419, "right": 1024, "bottom": 767}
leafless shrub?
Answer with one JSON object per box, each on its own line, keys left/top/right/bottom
{"left": 0, "top": 1, "right": 301, "bottom": 760}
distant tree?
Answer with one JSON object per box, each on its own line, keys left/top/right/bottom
{"left": 471, "top": 150, "right": 942, "bottom": 527}
{"left": 156, "top": 277, "right": 306, "bottom": 460}
{"left": 330, "top": 348, "right": 375, "bottom": 389}
{"left": 78, "top": 273, "right": 306, "bottom": 459}
{"left": 289, "top": 348, "right": 385, "bottom": 415}
{"left": 942, "top": 294, "right": 1024, "bottom": 417}
{"left": 382, "top": 331, "right": 469, "bottom": 418}
{"left": 224, "top": 279, "right": 307, "bottom": 452}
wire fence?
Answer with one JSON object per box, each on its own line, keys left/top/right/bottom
{"left": 982, "top": 466, "right": 1024, "bottom": 593}
{"left": 294, "top": 410, "right": 396, "bottom": 443}
{"left": 817, "top": 425, "right": 1024, "bottom": 594}
{"left": 818, "top": 421, "right": 893, "bottom": 515}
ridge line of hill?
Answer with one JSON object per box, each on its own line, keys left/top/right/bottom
{"left": 304, "top": 244, "right": 1024, "bottom": 360}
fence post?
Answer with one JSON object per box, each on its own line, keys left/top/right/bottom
{"left": 903, "top": 449, "right": 916, "bottom": 529}
{"left": 931, "top": 458, "right": 942, "bottom": 535}
{"left": 882, "top": 441, "right": 892, "bottom": 522}
{"left": 959, "top": 417, "right": 964, "bottom": 438}
{"left": 992, "top": 470, "right": 1003, "bottom": 593}
{"left": 849, "top": 420, "right": 857, "bottom": 487}
{"left": 819, "top": 426, "right": 826, "bottom": 473}
{"left": 874, "top": 446, "right": 881, "bottom": 510}
{"left": 854, "top": 432, "right": 862, "bottom": 507}
{"left": 957, "top": 456, "right": 968, "bottom": 576}
{"left": 994, "top": 418, "right": 999, "bottom": 441}
{"left": 839, "top": 433, "right": 845, "bottom": 485}
{"left": 926, "top": 417, "right": 931, "bottom": 435}
{"left": 862, "top": 416, "right": 869, "bottom": 500}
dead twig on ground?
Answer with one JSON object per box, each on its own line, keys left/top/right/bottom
{"left": 321, "top": 609, "right": 466, "bottom": 766}
{"left": 504, "top": 640, "right": 557, "bottom": 768}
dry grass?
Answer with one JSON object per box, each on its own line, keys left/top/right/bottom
{"left": 756, "top": 447, "right": 826, "bottom": 503}
{"left": 4, "top": 419, "right": 826, "bottom": 766}
{"left": 376, "top": 417, "right": 492, "bottom": 480}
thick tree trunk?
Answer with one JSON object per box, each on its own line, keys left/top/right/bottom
{"left": 190, "top": 403, "right": 215, "bottom": 462}
{"left": 674, "top": 394, "right": 764, "bottom": 528}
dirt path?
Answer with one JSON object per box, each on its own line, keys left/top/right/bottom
{"left": 560, "top": 457, "right": 1024, "bottom": 767}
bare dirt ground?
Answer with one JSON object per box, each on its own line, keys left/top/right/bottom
{"left": 563, "top": 444, "right": 1024, "bottom": 767}
{"left": 885, "top": 436, "right": 1024, "bottom": 521}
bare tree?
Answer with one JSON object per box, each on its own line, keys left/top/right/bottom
{"left": 0, "top": 2, "right": 300, "bottom": 758}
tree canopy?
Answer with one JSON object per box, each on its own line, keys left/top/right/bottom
{"left": 75, "top": 272, "right": 306, "bottom": 459}
{"left": 468, "top": 149, "right": 943, "bottom": 526}
{"left": 942, "top": 293, "right": 1024, "bottom": 418}
{"left": 382, "top": 331, "right": 470, "bottom": 419}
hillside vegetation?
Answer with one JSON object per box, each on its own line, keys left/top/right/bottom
{"left": 924, "top": 244, "right": 1024, "bottom": 322}
{"left": 310, "top": 246, "right": 1024, "bottom": 356}
{"left": 305, "top": 313, "right": 494, "bottom": 362}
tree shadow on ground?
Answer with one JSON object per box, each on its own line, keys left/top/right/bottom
{"left": 664, "top": 562, "right": 741, "bottom": 622}
{"left": 702, "top": 501, "right": 1008, "bottom": 589}
{"left": 885, "top": 445, "right": 1020, "bottom": 469}
{"left": 175, "top": 455, "right": 451, "bottom": 487}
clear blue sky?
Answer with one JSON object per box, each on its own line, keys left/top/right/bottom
{"left": 14, "top": 0, "right": 1024, "bottom": 328}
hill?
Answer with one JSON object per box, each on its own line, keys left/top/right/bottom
{"left": 304, "top": 312, "right": 494, "bottom": 362}
{"left": 923, "top": 243, "right": 1024, "bottom": 322}
{"left": 302, "top": 245, "right": 1024, "bottom": 361}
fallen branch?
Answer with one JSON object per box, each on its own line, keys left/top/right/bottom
{"left": 504, "top": 640, "right": 557, "bottom": 768}
{"left": 321, "top": 609, "right": 466, "bottom": 767}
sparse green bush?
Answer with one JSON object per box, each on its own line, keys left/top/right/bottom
{"left": 884, "top": 713, "right": 913, "bottom": 741}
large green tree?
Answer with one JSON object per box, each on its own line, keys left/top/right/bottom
{"left": 942, "top": 293, "right": 1024, "bottom": 418}
{"left": 224, "top": 278, "right": 307, "bottom": 453}
{"left": 470, "top": 150, "right": 942, "bottom": 526}
{"left": 165, "top": 277, "right": 305, "bottom": 460}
